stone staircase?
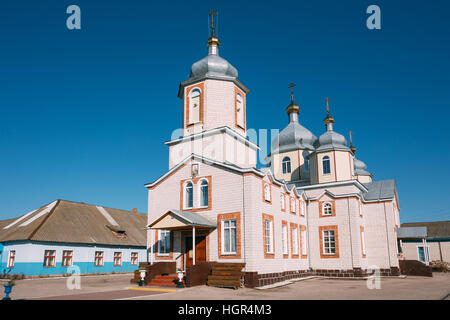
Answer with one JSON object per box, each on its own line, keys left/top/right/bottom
{"left": 146, "top": 274, "right": 180, "bottom": 287}
{"left": 207, "top": 263, "right": 245, "bottom": 289}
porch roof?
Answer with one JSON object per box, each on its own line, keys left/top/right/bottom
{"left": 148, "top": 210, "right": 216, "bottom": 230}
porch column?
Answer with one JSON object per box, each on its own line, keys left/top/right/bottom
{"left": 422, "top": 238, "right": 429, "bottom": 266}
{"left": 192, "top": 226, "right": 196, "bottom": 265}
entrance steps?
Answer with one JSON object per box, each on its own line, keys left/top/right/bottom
{"left": 146, "top": 274, "right": 180, "bottom": 288}
{"left": 207, "top": 263, "right": 245, "bottom": 289}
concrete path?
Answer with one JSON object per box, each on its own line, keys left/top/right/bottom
{"left": 2, "top": 272, "right": 449, "bottom": 300}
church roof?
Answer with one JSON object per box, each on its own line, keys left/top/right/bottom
{"left": 400, "top": 221, "right": 450, "bottom": 240}
{"left": 271, "top": 121, "right": 317, "bottom": 154}
{"left": 190, "top": 54, "right": 238, "bottom": 80}
{"left": 362, "top": 179, "right": 396, "bottom": 201}
{"left": 0, "top": 200, "right": 147, "bottom": 247}
{"left": 354, "top": 158, "right": 371, "bottom": 176}
{"left": 314, "top": 130, "right": 350, "bottom": 153}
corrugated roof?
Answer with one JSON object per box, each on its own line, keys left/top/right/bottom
{"left": 169, "top": 210, "right": 216, "bottom": 228}
{"left": 0, "top": 200, "right": 147, "bottom": 247}
{"left": 397, "top": 227, "right": 427, "bottom": 239}
{"left": 401, "top": 221, "right": 450, "bottom": 239}
{"left": 362, "top": 179, "right": 396, "bottom": 201}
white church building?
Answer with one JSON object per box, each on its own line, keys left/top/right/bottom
{"left": 145, "top": 14, "right": 401, "bottom": 287}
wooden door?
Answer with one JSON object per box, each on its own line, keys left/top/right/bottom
{"left": 185, "top": 235, "right": 206, "bottom": 268}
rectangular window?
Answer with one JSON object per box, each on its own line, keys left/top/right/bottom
{"left": 282, "top": 224, "right": 288, "bottom": 255}
{"left": 322, "top": 230, "right": 336, "bottom": 255}
{"left": 95, "top": 251, "right": 104, "bottom": 267}
{"left": 290, "top": 198, "right": 295, "bottom": 213}
{"left": 222, "top": 219, "right": 237, "bottom": 254}
{"left": 114, "top": 252, "right": 122, "bottom": 266}
{"left": 264, "top": 219, "right": 274, "bottom": 254}
{"left": 131, "top": 252, "right": 139, "bottom": 266}
{"left": 292, "top": 227, "right": 299, "bottom": 255}
{"left": 281, "top": 194, "right": 285, "bottom": 211}
{"left": 360, "top": 227, "right": 366, "bottom": 257}
{"left": 301, "top": 228, "right": 307, "bottom": 256}
{"left": 43, "top": 250, "right": 56, "bottom": 267}
{"left": 300, "top": 201, "right": 305, "bottom": 216}
{"left": 62, "top": 250, "right": 73, "bottom": 267}
{"left": 158, "top": 230, "right": 171, "bottom": 255}
{"left": 7, "top": 250, "right": 15, "bottom": 268}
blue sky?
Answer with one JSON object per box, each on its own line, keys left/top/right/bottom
{"left": 0, "top": 0, "right": 449, "bottom": 223}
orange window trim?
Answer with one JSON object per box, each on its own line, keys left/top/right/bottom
{"left": 360, "top": 226, "right": 366, "bottom": 258}
{"left": 180, "top": 176, "right": 212, "bottom": 212}
{"left": 290, "top": 222, "right": 300, "bottom": 259}
{"left": 262, "top": 181, "right": 272, "bottom": 204}
{"left": 319, "top": 200, "right": 336, "bottom": 218}
{"left": 185, "top": 83, "right": 205, "bottom": 128}
{"left": 217, "top": 212, "right": 242, "bottom": 259}
{"left": 319, "top": 225, "right": 339, "bottom": 258}
{"left": 282, "top": 220, "right": 289, "bottom": 258}
{"left": 262, "top": 213, "right": 275, "bottom": 259}
{"left": 234, "top": 86, "right": 246, "bottom": 130}
{"left": 155, "top": 230, "right": 174, "bottom": 260}
{"left": 300, "top": 225, "right": 308, "bottom": 258}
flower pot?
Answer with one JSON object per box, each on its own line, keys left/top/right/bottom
{"left": 3, "top": 285, "right": 13, "bottom": 300}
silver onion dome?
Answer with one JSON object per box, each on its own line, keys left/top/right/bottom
{"left": 354, "top": 158, "right": 371, "bottom": 176}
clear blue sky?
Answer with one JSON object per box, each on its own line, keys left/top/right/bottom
{"left": 0, "top": 0, "right": 449, "bottom": 223}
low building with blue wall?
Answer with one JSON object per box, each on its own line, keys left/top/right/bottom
{"left": 0, "top": 200, "right": 148, "bottom": 277}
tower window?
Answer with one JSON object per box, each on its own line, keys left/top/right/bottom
{"left": 236, "top": 92, "right": 244, "bottom": 128}
{"left": 304, "top": 156, "right": 309, "bottom": 172}
{"left": 189, "top": 88, "right": 201, "bottom": 124}
{"left": 282, "top": 157, "right": 291, "bottom": 174}
{"left": 199, "top": 179, "right": 209, "bottom": 207}
{"left": 322, "top": 156, "right": 331, "bottom": 174}
{"left": 185, "top": 181, "right": 194, "bottom": 208}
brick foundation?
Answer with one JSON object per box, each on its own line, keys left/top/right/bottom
{"left": 244, "top": 267, "right": 401, "bottom": 288}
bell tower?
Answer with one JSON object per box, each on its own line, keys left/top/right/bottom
{"left": 167, "top": 11, "right": 258, "bottom": 169}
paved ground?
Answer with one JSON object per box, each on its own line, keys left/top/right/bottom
{"left": 2, "top": 273, "right": 449, "bottom": 300}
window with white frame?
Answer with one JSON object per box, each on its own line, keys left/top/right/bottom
{"left": 264, "top": 183, "right": 270, "bottom": 201}
{"left": 189, "top": 88, "right": 201, "bottom": 124}
{"left": 94, "top": 251, "right": 104, "bottom": 266}
{"left": 322, "top": 230, "right": 336, "bottom": 255}
{"left": 322, "top": 202, "right": 333, "bottom": 216}
{"left": 264, "top": 219, "right": 274, "bottom": 254}
{"left": 62, "top": 250, "right": 73, "bottom": 267}
{"left": 361, "top": 229, "right": 366, "bottom": 256}
{"left": 158, "top": 230, "right": 171, "bottom": 255}
{"left": 280, "top": 194, "right": 285, "bottom": 210}
{"left": 7, "top": 250, "right": 15, "bottom": 268}
{"left": 43, "top": 250, "right": 56, "bottom": 267}
{"left": 282, "top": 157, "right": 291, "bottom": 174}
{"left": 290, "top": 198, "right": 295, "bottom": 213}
{"left": 322, "top": 156, "right": 331, "bottom": 174}
{"left": 113, "top": 252, "right": 122, "bottom": 266}
{"left": 131, "top": 252, "right": 139, "bottom": 265}
{"left": 236, "top": 92, "right": 244, "bottom": 128}
{"left": 199, "top": 179, "right": 209, "bottom": 207}
{"left": 222, "top": 219, "right": 237, "bottom": 254}
{"left": 292, "top": 227, "right": 299, "bottom": 255}
{"left": 185, "top": 181, "right": 194, "bottom": 208}
{"left": 301, "top": 229, "right": 307, "bottom": 256}
{"left": 304, "top": 156, "right": 310, "bottom": 172}
{"left": 300, "top": 200, "right": 305, "bottom": 216}
{"left": 282, "top": 224, "right": 288, "bottom": 255}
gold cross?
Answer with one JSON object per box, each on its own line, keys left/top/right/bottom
{"left": 325, "top": 97, "right": 331, "bottom": 114}
{"left": 288, "top": 83, "right": 296, "bottom": 102}
{"left": 209, "top": 10, "right": 218, "bottom": 37}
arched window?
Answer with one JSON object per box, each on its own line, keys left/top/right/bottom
{"left": 322, "top": 202, "right": 333, "bottom": 216}
{"left": 322, "top": 156, "right": 331, "bottom": 174}
{"left": 200, "top": 179, "right": 209, "bottom": 207}
{"left": 282, "top": 157, "right": 291, "bottom": 174}
{"left": 264, "top": 183, "right": 271, "bottom": 201}
{"left": 185, "top": 181, "right": 193, "bottom": 208}
{"left": 236, "top": 93, "right": 244, "bottom": 128}
{"left": 189, "top": 88, "right": 201, "bottom": 124}
{"left": 304, "top": 156, "right": 309, "bottom": 172}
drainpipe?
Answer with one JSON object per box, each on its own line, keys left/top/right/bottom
{"left": 347, "top": 198, "right": 354, "bottom": 270}
{"left": 242, "top": 175, "right": 246, "bottom": 271}
{"left": 192, "top": 226, "right": 196, "bottom": 265}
